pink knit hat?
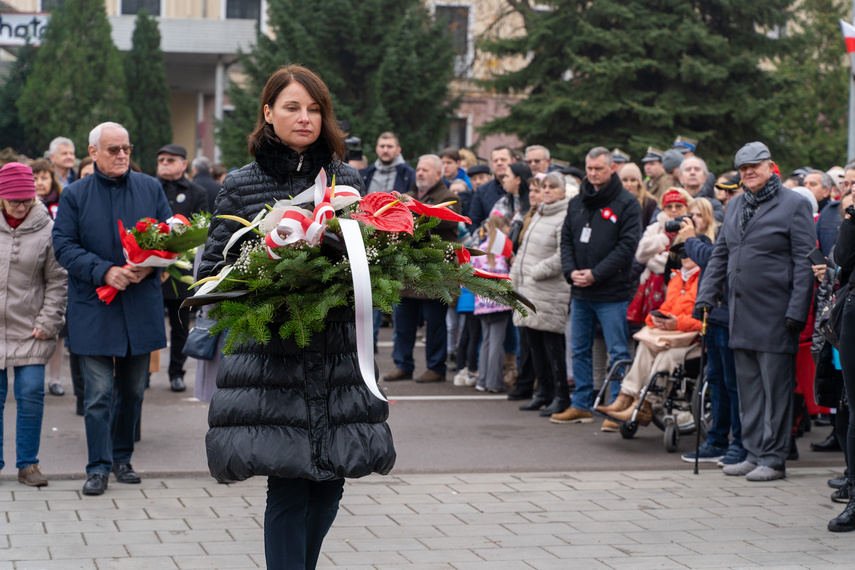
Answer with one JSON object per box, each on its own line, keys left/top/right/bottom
{"left": 0, "top": 162, "right": 36, "bottom": 201}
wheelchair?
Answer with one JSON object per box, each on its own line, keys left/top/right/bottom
{"left": 592, "top": 346, "right": 712, "bottom": 452}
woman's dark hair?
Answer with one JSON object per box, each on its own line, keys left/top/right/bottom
{"left": 248, "top": 65, "right": 347, "bottom": 160}
{"left": 509, "top": 162, "right": 533, "bottom": 213}
{"left": 77, "top": 156, "right": 93, "bottom": 177}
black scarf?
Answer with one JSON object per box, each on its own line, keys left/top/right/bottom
{"left": 39, "top": 188, "right": 59, "bottom": 206}
{"left": 740, "top": 174, "right": 780, "bottom": 231}
{"left": 580, "top": 172, "right": 623, "bottom": 211}
{"left": 254, "top": 136, "right": 333, "bottom": 184}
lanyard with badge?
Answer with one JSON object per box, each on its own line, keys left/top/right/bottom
{"left": 580, "top": 208, "right": 597, "bottom": 244}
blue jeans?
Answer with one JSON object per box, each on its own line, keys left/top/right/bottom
{"left": 392, "top": 298, "right": 447, "bottom": 375}
{"left": 265, "top": 476, "right": 344, "bottom": 569}
{"left": 570, "top": 299, "right": 630, "bottom": 411}
{"left": 0, "top": 365, "right": 45, "bottom": 470}
{"left": 704, "top": 324, "right": 742, "bottom": 449}
{"left": 79, "top": 353, "right": 149, "bottom": 476}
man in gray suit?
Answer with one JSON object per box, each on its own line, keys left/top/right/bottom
{"left": 695, "top": 142, "right": 815, "bottom": 482}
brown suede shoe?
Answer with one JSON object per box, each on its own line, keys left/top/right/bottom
{"left": 549, "top": 407, "right": 593, "bottom": 424}
{"left": 596, "top": 392, "right": 633, "bottom": 414}
{"left": 18, "top": 465, "right": 48, "bottom": 487}
{"left": 415, "top": 370, "right": 446, "bottom": 383}
{"left": 611, "top": 399, "right": 653, "bottom": 425}
{"left": 382, "top": 369, "right": 412, "bottom": 382}
{"left": 601, "top": 419, "right": 620, "bottom": 432}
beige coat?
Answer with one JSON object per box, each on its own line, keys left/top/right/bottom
{"left": 510, "top": 197, "right": 572, "bottom": 333}
{"left": 0, "top": 202, "right": 67, "bottom": 369}
{"left": 635, "top": 211, "right": 671, "bottom": 283}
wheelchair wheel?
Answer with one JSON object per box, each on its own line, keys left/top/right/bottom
{"left": 664, "top": 421, "right": 680, "bottom": 452}
{"left": 620, "top": 421, "right": 638, "bottom": 439}
{"left": 692, "top": 380, "right": 713, "bottom": 440}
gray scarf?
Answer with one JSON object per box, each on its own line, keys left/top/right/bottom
{"left": 740, "top": 174, "right": 780, "bottom": 231}
{"left": 368, "top": 154, "right": 404, "bottom": 194}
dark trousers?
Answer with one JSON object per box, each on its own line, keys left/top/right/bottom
{"left": 839, "top": 295, "right": 855, "bottom": 483}
{"left": 165, "top": 299, "right": 190, "bottom": 379}
{"left": 456, "top": 313, "right": 481, "bottom": 372}
{"left": 515, "top": 326, "right": 537, "bottom": 394}
{"left": 733, "top": 349, "right": 795, "bottom": 471}
{"left": 264, "top": 477, "right": 344, "bottom": 570}
{"left": 392, "top": 298, "right": 447, "bottom": 375}
{"left": 705, "top": 324, "right": 742, "bottom": 449}
{"left": 528, "top": 328, "right": 567, "bottom": 402}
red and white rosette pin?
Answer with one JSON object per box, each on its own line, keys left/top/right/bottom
{"left": 601, "top": 208, "right": 617, "bottom": 223}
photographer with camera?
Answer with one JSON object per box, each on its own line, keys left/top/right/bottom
{"left": 635, "top": 188, "right": 693, "bottom": 289}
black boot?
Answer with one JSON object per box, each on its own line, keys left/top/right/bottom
{"left": 539, "top": 378, "right": 571, "bottom": 417}
{"left": 829, "top": 497, "right": 855, "bottom": 532}
{"left": 520, "top": 379, "right": 552, "bottom": 411}
{"left": 787, "top": 437, "right": 799, "bottom": 461}
{"left": 812, "top": 430, "right": 842, "bottom": 452}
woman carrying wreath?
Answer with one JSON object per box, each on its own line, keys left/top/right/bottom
{"left": 198, "top": 65, "right": 396, "bottom": 569}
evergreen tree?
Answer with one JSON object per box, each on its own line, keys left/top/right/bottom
{"left": 18, "top": 0, "right": 131, "bottom": 155}
{"left": 125, "top": 9, "right": 172, "bottom": 175}
{"left": 479, "top": 0, "right": 791, "bottom": 173}
{"left": 0, "top": 45, "right": 39, "bottom": 157}
{"left": 216, "top": 0, "right": 456, "bottom": 169}
{"left": 765, "top": 0, "right": 849, "bottom": 173}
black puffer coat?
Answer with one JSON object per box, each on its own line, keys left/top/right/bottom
{"left": 200, "top": 138, "right": 395, "bottom": 482}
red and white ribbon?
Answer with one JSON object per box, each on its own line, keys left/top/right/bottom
{"left": 265, "top": 211, "right": 325, "bottom": 259}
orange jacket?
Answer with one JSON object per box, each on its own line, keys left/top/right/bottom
{"left": 645, "top": 269, "right": 702, "bottom": 332}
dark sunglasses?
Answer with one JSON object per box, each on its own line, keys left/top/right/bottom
{"left": 103, "top": 144, "right": 134, "bottom": 156}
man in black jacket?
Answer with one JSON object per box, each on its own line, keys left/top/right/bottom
{"left": 156, "top": 144, "right": 208, "bottom": 392}
{"left": 191, "top": 155, "right": 221, "bottom": 212}
{"left": 466, "top": 145, "right": 517, "bottom": 229}
{"left": 552, "top": 147, "right": 643, "bottom": 425}
{"left": 360, "top": 132, "right": 416, "bottom": 194}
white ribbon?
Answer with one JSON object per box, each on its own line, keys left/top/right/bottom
{"left": 339, "top": 219, "right": 386, "bottom": 402}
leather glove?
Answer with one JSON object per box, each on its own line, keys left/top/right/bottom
{"left": 692, "top": 302, "right": 713, "bottom": 321}
{"left": 786, "top": 318, "right": 805, "bottom": 332}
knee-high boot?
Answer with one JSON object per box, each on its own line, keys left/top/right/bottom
{"left": 539, "top": 377, "right": 571, "bottom": 417}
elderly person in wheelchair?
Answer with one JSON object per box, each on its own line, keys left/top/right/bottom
{"left": 596, "top": 238, "right": 702, "bottom": 425}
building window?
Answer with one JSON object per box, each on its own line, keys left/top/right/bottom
{"left": 434, "top": 4, "right": 474, "bottom": 78}
{"left": 121, "top": 0, "right": 161, "bottom": 16}
{"left": 40, "top": 0, "right": 66, "bottom": 11}
{"left": 444, "top": 116, "right": 469, "bottom": 150}
{"left": 227, "top": 0, "right": 262, "bottom": 22}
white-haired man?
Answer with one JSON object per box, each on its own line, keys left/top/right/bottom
{"left": 49, "top": 136, "right": 77, "bottom": 187}
{"left": 52, "top": 122, "right": 172, "bottom": 496}
{"left": 525, "top": 145, "right": 551, "bottom": 176}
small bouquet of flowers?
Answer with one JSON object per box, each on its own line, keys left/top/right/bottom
{"left": 186, "top": 170, "right": 534, "bottom": 401}
{"left": 96, "top": 212, "right": 211, "bottom": 304}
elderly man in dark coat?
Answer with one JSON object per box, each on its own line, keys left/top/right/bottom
{"left": 53, "top": 122, "right": 172, "bottom": 496}
{"left": 695, "top": 142, "right": 815, "bottom": 482}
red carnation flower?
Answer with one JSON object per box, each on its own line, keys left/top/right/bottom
{"left": 135, "top": 221, "right": 149, "bottom": 232}
{"left": 157, "top": 223, "right": 170, "bottom": 234}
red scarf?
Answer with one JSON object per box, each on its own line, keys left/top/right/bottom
{"left": 3, "top": 210, "right": 25, "bottom": 229}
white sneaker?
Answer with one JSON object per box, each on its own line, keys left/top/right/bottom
{"left": 453, "top": 367, "right": 469, "bottom": 386}
{"left": 465, "top": 372, "right": 478, "bottom": 387}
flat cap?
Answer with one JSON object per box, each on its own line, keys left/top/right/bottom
{"left": 641, "top": 147, "right": 664, "bottom": 163}
{"left": 467, "top": 164, "right": 491, "bottom": 176}
{"left": 157, "top": 144, "right": 187, "bottom": 159}
{"left": 662, "top": 149, "right": 684, "bottom": 172}
{"left": 612, "top": 148, "right": 630, "bottom": 163}
{"left": 733, "top": 142, "right": 771, "bottom": 169}
{"left": 672, "top": 135, "right": 698, "bottom": 154}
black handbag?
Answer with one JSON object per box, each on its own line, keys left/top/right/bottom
{"left": 819, "top": 282, "right": 851, "bottom": 350}
{"left": 182, "top": 315, "right": 220, "bottom": 360}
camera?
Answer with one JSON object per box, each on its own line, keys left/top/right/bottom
{"left": 664, "top": 215, "right": 692, "bottom": 233}
{"left": 344, "top": 135, "right": 363, "bottom": 162}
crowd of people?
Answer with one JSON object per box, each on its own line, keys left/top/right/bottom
{"left": 2, "top": 61, "right": 855, "bottom": 567}
{"left": 365, "top": 131, "right": 855, "bottom": 534}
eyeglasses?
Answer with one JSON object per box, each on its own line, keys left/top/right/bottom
{"left": 157, "top": 157, "right": 181, "bottom": 165}
{"left": 841, "top": 180, "right": 853, "bottom": 189}
{"left": 6, "top": 199, "right": 33, "bottom": 208}
{"left": 102, "top": 144, "right": 134, "bottom": 156}
{"left": 526, "top": 158, "right": 544, "bottom": 164}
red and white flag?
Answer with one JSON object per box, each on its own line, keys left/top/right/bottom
{"left": 488, "top": 228, "right": 514, "bottom": 258}
{"left": 841, "top": 20, "right": 855, "bottom": 53}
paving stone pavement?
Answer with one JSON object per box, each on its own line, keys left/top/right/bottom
{"left": 0, "top": 467, "right": 853, "bottom": 569}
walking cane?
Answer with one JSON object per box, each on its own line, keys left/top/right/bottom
{"left": 694, "top": 308, "right": 708, "bottom": 476}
